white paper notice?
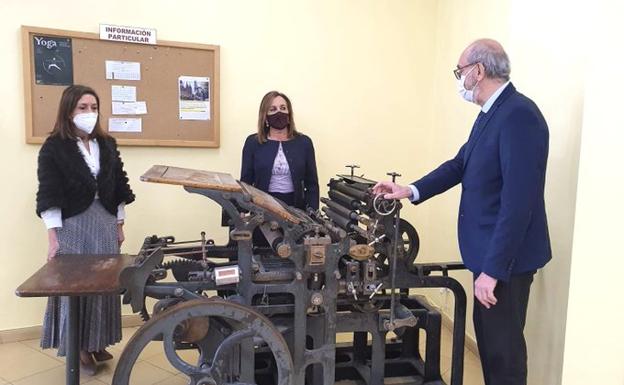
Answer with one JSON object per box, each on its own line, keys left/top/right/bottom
{"left": 112, "top": 101, "right": 147, "bottom": 115}
{"left": 178, "top": 76, "right": 210, "bottom": 120}
{"left": 108, "top": 118, "right": 142, "bottom": 132}
{"left": 105, "top": 61, "right": 141, "bottom": 80}
{"left": 111, "top": 85, "right": 137, "bottom": 102}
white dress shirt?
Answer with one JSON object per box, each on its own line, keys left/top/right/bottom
{"left": 408, "top": 81, "right": 511, "bottom": 202}
{"left": 41, "top": 138, "right": 126, "bottom": 229}
{"left": 481, "top": 81, "right": 510, "bottom": 113}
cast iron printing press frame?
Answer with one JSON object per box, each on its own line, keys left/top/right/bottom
{"left": 113, "top": 165, "right": 467, "bottom": 385}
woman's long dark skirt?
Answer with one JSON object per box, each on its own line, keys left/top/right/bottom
{"left": 40, "top": 201, "right": 122, "bottom": 356}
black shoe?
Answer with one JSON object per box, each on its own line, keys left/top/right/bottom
{"left": 80, "top": 352, "right": 97, "bottom": 376}
{"left": 93, "top": 349, "right": 114, "bottom": 362}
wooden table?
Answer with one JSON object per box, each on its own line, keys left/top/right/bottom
{"left": 15, "top": 254, "right": 137, "bottom": 385}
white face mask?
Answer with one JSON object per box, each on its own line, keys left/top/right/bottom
{"left": 457, "top": 66, "right": 478, "bottom": 103}
{"left": 72, "top": 112, "right": 98, "bottom": 135}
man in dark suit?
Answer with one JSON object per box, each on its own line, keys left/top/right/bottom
{"left": 373, "top": 39, "right": 551, "bottom": 385}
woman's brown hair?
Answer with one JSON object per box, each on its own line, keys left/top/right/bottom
{"left": 256, "top": 91, "right": 298, "bottom": 143}
{"left": 51, "top": 85, "right": 108, "bottom": 140}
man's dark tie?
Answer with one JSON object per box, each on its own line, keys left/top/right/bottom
{"left": 468, "top": 111, "right": 486, "bottom": 142}
{"left": 463, "top": 111, "right": 487, "bottom": 168}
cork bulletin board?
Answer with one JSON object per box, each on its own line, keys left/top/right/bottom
{"left": 22, "top": 25, "right": 220, "bottom": 147}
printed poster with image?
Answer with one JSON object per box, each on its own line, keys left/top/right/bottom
{"left": 33, "top": 35, "right": 73, "bottom": 86}
{"left": 178, "top": 76, "right": 210, "bottom": 120}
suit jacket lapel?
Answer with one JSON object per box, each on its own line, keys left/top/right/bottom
{"left": 463, "top": 83, "right": 516, "bottom": 167}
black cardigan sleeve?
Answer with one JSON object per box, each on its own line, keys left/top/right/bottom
{"left": 303, "top": 136, "right": 320, "bottom": 210}
{"left": 36, "top": 138, "right": 64, "bottom": 217}
{"left": 111, "top": 138, "right": 135, "bottom": 206}
{"left": 240, "top": 134, "right": 256, "bottom": 184}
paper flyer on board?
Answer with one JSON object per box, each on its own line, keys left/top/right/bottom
{"left": 108, "top": 118, "right": 142, "bottom": 132}
{"left": 112, "top": 101, "right": 147, "bottom": 115}
{"left": 111, "top": 85, "right": 137, "bottom": 102}
{"left": 105, "top": 61, "right": 141, "bottom": 80}
{"left": 178, "top": 76, "right": 210, "bottom": 120}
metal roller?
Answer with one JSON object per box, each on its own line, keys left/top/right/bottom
{"left": 306, "top": 207, "right": 348, "bottom": 240}
{"left": 328, "top": 190, "right": 361, "bottom": 209}
{"left": 323, "top": 207, "right": 353, "bottom": 229}
{"left": 259, "top": 223, "right": 291, "bottom": 258}
{"left": 319, "top": 218, "right": 348, "bottom": 240}
{"left": 321, "top": 197, "right": 369, "bottom": 225}
{"left": 332, "top": 181, "right": 368, "bottom": 201}
{"left": 332, "top": 177, "right": 373, "bottom": 192}
{"left": 323, "top": 208, "right": 367, "bottom": 238}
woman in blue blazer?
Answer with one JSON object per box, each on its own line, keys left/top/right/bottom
{"left": 241, "top": 91, "right": 319, "bottom": 211}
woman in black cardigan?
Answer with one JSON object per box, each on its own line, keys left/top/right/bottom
{"left": 35, "top": 85, "right": 135, "bottom": 374}
{"left": 241, "top": 91, "right": 319, "bottom": 211}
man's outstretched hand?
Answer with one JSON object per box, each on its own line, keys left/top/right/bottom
{"left": 372, "top": 181, "right": 413, "bottom": 200}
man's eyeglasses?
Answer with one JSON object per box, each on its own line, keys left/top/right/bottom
{"left": 453, "top": 62, "right": 479, "bottom": 80}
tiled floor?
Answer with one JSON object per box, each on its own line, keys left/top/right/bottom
{"left": 0, "top": 326, "right": 484, "bottom": 384}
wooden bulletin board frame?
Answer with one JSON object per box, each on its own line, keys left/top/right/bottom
{"left": 22, "top": 25, "right": 220, "bottom": 147}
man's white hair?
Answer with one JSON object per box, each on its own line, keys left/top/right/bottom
{"left": 467, "top": 39, "right": 511, "bottom": 81}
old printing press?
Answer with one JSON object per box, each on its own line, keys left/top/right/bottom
{"left": 114, "top": 165, "right": 467, "bottom": 385}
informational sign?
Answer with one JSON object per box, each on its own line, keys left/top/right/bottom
{"left": 33, "top": 35, "right": 73, "bottom": 86}
{"left": 100, "top": 24, "right": 156, "bottom": 45}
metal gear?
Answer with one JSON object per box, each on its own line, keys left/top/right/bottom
{"left": 113, "top": 298, "right": 294, "bottom": 385}
{"left": 373, "top": 218, "right": 420, "bottom": 268}
{"left": 161, "top": 258, "right": 210, "bottom": 282}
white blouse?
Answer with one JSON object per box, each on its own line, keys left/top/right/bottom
{"left": 41, "top": 139, "right": 126, "bottom": 229}
{"left": 268, "top": 142, "right": 294, "bottom": 193}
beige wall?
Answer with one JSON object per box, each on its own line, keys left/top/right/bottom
{"left": 0, "top": 0, "right": 438, "bottom": 329}
{"left": 561, "top": 3, "right": 624, "bottom": 384}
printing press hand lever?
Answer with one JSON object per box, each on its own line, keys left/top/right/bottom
{"left": 348, "top": 281, "right": 358, "bottom": 300}
{"left": 345, "top": 164, "right": 360, "bottom": 177}
{"left": 369, "top": 283, "right": 383, "bottom": 300}
{"left": 386, "top": 171, "right": 402, "bottom": 183}
{"left": 368, "top": 233, "right": 387, "bottom": 246}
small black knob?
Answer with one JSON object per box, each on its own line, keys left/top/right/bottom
{"left": 386, "top": 172, "right": 401, "bottom": 182}
{"left": 345, "top": 164, "right": 361, "bottom": 177}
